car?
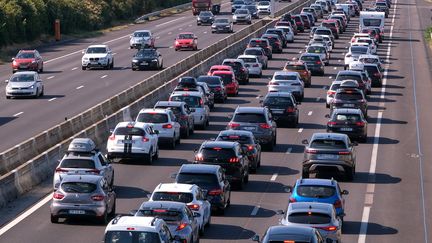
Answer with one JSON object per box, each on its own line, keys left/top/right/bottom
{"left": 81, "top": 44, "right": 114, "bottom": 70}
{"left": 308, "top": 35, "right": 333, "bottom": 52}
{"left": 197, "top": 82, "right": 215, "bottom": 109}
{"left": 175, "top": 164, "right": 231, "bottom": 214}
{"left": 268, "top": 71, "right": 305, "bottom": 101}
{"left": 129, "top": 30, "right": 155, "bottom": 49}
{"left": 280, "top": 202, "right": 342, "bottom": 242}
{"left": 261, "top": 34, "right": 283, "bottom": 53}
{"left": 252, "top": 225, "right": 326, "bottom": 243}
{"left": 299, "top": 14, "right": 312, "bottom": 29}
{"left": 154, "top": 101, "right": 195, "bottom": 138}
{"left": 106, "top": 122, "right": 159, "bottom": 163}
{"left": 176, "top": 76, "right": 199, "bottom": 88}
{"left": 310, "top": 4, "right": 325, "bottom": 18}
{"left": 131, "top": 48, "right": 163, "bottom": 70}
{"left": 257, "top": 0, "right": 271, "bottom": 15}
{"left": 53, "top": 138, "right": 114, "bottom": 190}
{"left": 104, "top": 216, "right": 177, "bottom": 243}
{"left": 302, "top": 7, "right": 318, "bottom": 21}
{"left": 335, "top": 70, "right": 368, "bottom": 95}
{"left": 261, "top": 92, "right": 300, "bottom": 127}
{"left": 321, "top": 20, "right": 340, "bottom": 38}
{"left": 211, "top": 18, "right": 233, "bottom": 33}
{"left": 11, "top": 50, "right": 43, "bottom": 73}
{"left": 135, "top": 108, "right": 181, "bottom": 148}
{"left": 227, "top": 107, "right": 277, "bottom": 150}
{"left": 174, "top": 32, "right": 198, "bottom": 51}
{"left": 326, "top": 108, "right": 368, "bottom": 142}
{"left": 283, "top": 60, "right": 312, "bottom": 87}
{"left": 359, "top": 54, "right": 382, "bottom": 67}
{"left": 350, "top": 33, "right": 371, "bottom": 43}
{"left": 361, "top": 28, "right": 381, "bottom": 43}
{"left": 363, "top": 63, "right": 383, "bottom": 87}
{"left": 302, "top": 132, "right": 357, "bottom": 180}
{"left": 344, "top": 45, "right": 371, "bottom": 68}
{"left": 197, "top": 75, "right": 227, "bottom": 102}
{"left": 194, "top": 141, "right": 250, "bottom": 189}
{"left": 331, "top": 81, "right": 368, "bottom": 117}
{"left": 241, "top": 5, "right": 259, "bottom": 19}
{"left": 306, "top": 44, "right": 330, "bottom": 66}
{"left": 169, "top": 91, "right": 210, "bottom": 129}
{"left": 50, "top": 175, "right": 116, "bottom": 224}
{"left": 207, "top": 65, "right": 234, "bottom": 75}
{"left": 231, "top": 0, "right": 245, "bottom": 13}
{"left": 211, "top": 70, "right": 239, "bottom": 96}
{"left": 288, "top": 178, "right": 349, "bottom": 220}
{"left": 303, "top": 12, "right": 316, "bottom": 27}
{"left": 247, "top": 38, "right": 273, "bottom": 59}
{"left": 216, "top": 130, "right": 262, "bottom": 172}
{"left": 326, "top": 80, "right": 343, "bottom": 108}
{"left": 314, "top": 28, "right": 335, "bottom": 42}
{"left": 149, "top": 183, "right": 211, "bottom": 235}
{"left": 354, "top": 37, "right": 377, "bottom": 54}
{"left": 316, "top": 0, "right": 330, "bottom": 12}
{"left": 265, "top": 28, "right": 287, "bottom": 47}
{"left": 274, "top": 26, "right": 295, "bottom": 43}
{"left": 197, "top": 11, "right": 214, "bottom": 25}
{"left": 243, "top": 47, "right": 269, "bottom": 69}
{"left": 329, "top": 15, "right": 347, "bottom": 31}
{"left": 275, "top": 20, "right": 297, "bottom": 35}
{"left": 222, "top": 58, "right": 250, "bottom": 84}
{"left": 237, "top": 55, "right": 262, "bottom": 77}
{"left": 300, "top": 53, "right": 325, "bottom": 76}
{"left": 5, "top": 71, "right": 44, "bottom": 99}
{"left": 233, "top": 9, "right": 252, "bottom": 24}
{"left": 135, "top": 201, "right": 200, "bottom": 243}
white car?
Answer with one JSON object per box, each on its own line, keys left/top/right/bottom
{"left": 326, "top": 80, "right": 343, "bottom": 108}
{"left": 237, "top": 55, "right": 263, "bottom": 77}
{"left": 81, "top": 44, "right": 114, "bottom": 70}
{"left": 106, "top": 122, "right": 159, "bottom": 163}
{"left": 275, "top": 26, "right": 295, "bottom": 43}
{"left": 350, "top": 33, "right": 371, "bottom": 43}
{"left": 268, "top": 71, "right": 304, "bottom": 101}
{"left": 5, "top": 71, "right": 44, "bottom": 99}
{"left": 149, "top": 183, "right": 212, "bottom": 235}
{"left": 354, "top": 37, "right": 377, "bottom": 54}
{"left": 344, "top": 45, "right": 371, "bottom": 69}
{"left": 129, "top": 30, "right": 155, "bottom": 49}
{"left": 257, "top": 1, "right": 271, "bottom": 15}
{"left": 135, "top": 108, "right": 181, "bottom": 149}
{"left": 169, "top": 91, "right": 210, "bottom": 129}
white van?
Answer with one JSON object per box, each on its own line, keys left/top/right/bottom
{"left": 359, "top": 11, "right": 385, "bottom": 34}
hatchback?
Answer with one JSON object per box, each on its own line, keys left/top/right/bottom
{"left": 300, "top": 53, "right": 325, "bottom": 76}
{"left": 237, "top": 55, "right": 263, "bottom": 77}
{"left": 247, "top": 38, "right": 273, "bottom": 59}
{"left": 268, "top": 71, "right": 304, "bottom": 101}
{"left": 197, "top": 75, "right": 227, "bottom": 102}
{"left": 211, "top": 70, "right": 239, "bottom": 96}
{"left": 5, "top": 71, "right": 44, "bottom": 99}
{"left": 11, "top": 49, "right": 43, "bottom": 73}
{"left": 326, "top": 108, "right": 368, "bottom": 142}
{"left": 243, "top": 47, "right": 268, "bottom": 68}
{"left": 262, "top": 92, "right": 300, "bottom": 127}
{"left": 154, "top": 101, "right": 195, "bottom": 138}
{"left": 169, "top": 91, "right": 210, "bottom": 129}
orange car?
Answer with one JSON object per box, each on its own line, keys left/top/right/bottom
{"left": 283, "top": 60, "right": 312, "bottom": 87}
{"left": 174, "top": 32, "right": 197, "bottom": 51}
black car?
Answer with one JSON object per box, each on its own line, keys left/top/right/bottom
{"left": 194, "top": 141, "right": 249, "bottom": 189}
{"left": 265, "top": 28, "right": 287, "bottom": 47}
{"left": 262, "top": 92, "right": 299, "bottom": 127}
{"left": 131, "top": 48, "right": 163, "bottom": 70}
{"left": 261, "top": 34, "right": 283, "bottom": 53}
{"left": 335, "top": 70, "right": 367, "bottom": 95}
{"left": 222, "top": 58, "right": 249, "bottom": 84}
{"left": 211, "top": 18, "right": 233, "bottom": 33}
{"left": 242, "top": 5, "right": 259, "bottom": 19}
{"left": 300, "top": 53, "right": 325, "bottom": 76}
{"left": 363, "top": 63, "right": 383, "bottom": 87}
{"left": 330, "top": 85, "right": 368, "bottom": 117}
{"left": 326, "top": 108, "right": 368, "bottom": 142}
{"left": 177, "top": 76, "right": 198, "bottom": 88}
{"left": 247, "top": 38, "right": 273, "bottom": 59}
{"left": 197, "top": 11, "right": 214, "bottom": 25}
{"left": 197, "top": 75, "right": 227, "bottom": 102}
{"left": 154, "top": 101, "right": 195, "bottom": 138}
{"left": 175, "top": 164, "right": 231, "bottom": 214}
{"left": 253, "top": 225, "right": 325, "bottom": 243}
{"left": 216, "top": 130, "right": 262, "bottom": 173}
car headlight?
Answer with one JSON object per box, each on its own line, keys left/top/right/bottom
{"left": 233, "top": 15, "right": 237, "bottom": 19}
{"left": 83, "top": 58, "right": 89, "bottom": 61}
{"left": 30, "top": 85, "right": 35, "bottom": 89}
{"left": 31, "top": 61, "right": 37, "bottom": 64}
{"left": 132, "top": 59, "right": 139, "bottom": 63}
{"left": 197, "top": 17, "right": 201, "bottom": 20}
{"left": 153, "top": 59, "right": 158, "bottom": 62}
{"left": 211, "top": 25, "right": 216, "bottom": 28}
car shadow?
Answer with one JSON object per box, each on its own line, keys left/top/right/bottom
{"left": 223, "top": 204, "right": 276, "bottom": 217}
{"left": 114, "top": 186, "right": 150, "bottom": 199}
{"left": 0, "top": 117, "right": 17, "bottom": 126}
{"left": 342, "top": 221, "right": 398, "bottom": 235}
{"left": 300, "top": 122, "right": 327, "bottom": 130}
{"left": 351, "top": 172, "right": 402, "bottom": 184}
{"left": 272, "top": 144, "right": 304, "bottom": 154}
{"left": 41, "top": 70, "right": 62, "bottom": 74}
{"left": 257, "top": 165, "right": 299, "bottom": 176}
{"left": 367, "top": 117, "right": 407, "bottom": 125}
{"left": 38, "top": 95, "right": 65, "bottom": 100}
{"left": 202, "top": 223, "right": 255, "bottom": 240}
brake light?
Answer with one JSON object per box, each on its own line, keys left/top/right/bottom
{"left": 215, "top": 86, "right": 221, "bottom": 91}
{"left": 153, "top": 209, "right": 167, "bottom": 213}
{"left": 327, "top": 90, "right": 336, "bottom": 95}
{"left": 176, "top": 223, "right": 188, "bottom": 231}
{"left": 53, "top": 192, "right": 64, "bottom": 199}
{"left": 259, "top": 123, "right": 271, "bottom": 129}
{"left": 188, "top": 204, "right": 200, "bottom": 210}
{"left": 339, "top": 151, "right": 350, "bottom": 155}
{"left": 306, "top": 149, "right": 317, "bottom": 154}
{"left": 229, "top": 157, "right": 239, "bottom": 163}
{"left": 374, "top": 72, "right": 381, "bottom": 77}
{"left": 175, "top": 41, "right": 179, "bottom": 45}
{"left": 195, "top": 153, "right": 204, "bottom": 161}
{"left": 356, "top": 121, "right": 365, "bottom": 126}
{"left": 55, "top": 168, "right": 68, "bottom": 173}
{"left": 86, "top": 169, "right": 101, "bottom": 174}
{"left": 316, "top": 61, "right": 322, "bottom": 65}
{"left": 289, "top": 197, "right": 297, "bottom": 203}
{"left": 142, "top": 137, "right": 150, "bottom": 142}
{"left": 327, "top": 121, "right": 337, "bottom": 125}
{"left": 109, "top": 134, "right": 115, "bottom": 140}
{"left": 199, "top": 98, "right": 203, "bottom": 105}
{"left": 91, "top": 195, "right": 105, "bottom": 201}
{"left": 208, "top": 189, "right": 222, "bottom": 195}
{"left": 316, "top": 226, "right": 337, "bottom": 231}
{"left": 286, "top": 107, "right": 295, "bottom": 113}
{"left": 127, "top": 227, "right": 135, "bottom": 230}
{"left": 228, "top": 122, "right": 240, "bottom": 128}
{"left": 247, "top": 145, "right": 254, "bottom": 151}
{"left": 162, "top": 124, "right": 173, "bottom": 129}
{"left": 334, "top": 199, "right": 342, "bottom": 208}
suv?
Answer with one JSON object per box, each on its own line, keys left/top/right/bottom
{"left": 233, "top": 9, "right": 252, "bottom": 24}
{"left": 196, "top": 82, "right": 215, "bottom": 109}
{"left": 154, "top": 101, "right": 195, "bottom": 138}
{"left": 247, "top": 38, "right": 273, "bottom": 59}
{"left": 11, "top": 49, "right": 43, "bottom": 73}
{"left": 212, "top": 70, "right": 239, "bottom": 96}
{"left": 211, "top": 18, "right": 233, "bottom": 33}
{"left": 175, "top": 164, "right": 231, "bottom": 214}
{"left": 330, "top": 83, "right": 368, "bottom": 117}
{"left": 227, "top": 107, "right": 277, "bottom": 150}
{"left": 197, "top": 75, "right": 227, "bottom": 102}
{"left": 104, "top": 216, "right": 176, "bottom": 243}
{"left": 81, "top": 44, "right": 114, "bottom": 70}
{"left": 326, "top": 108, "right": 368, "bottom": 142}
{"left": 243, "top": 47, "right": 268, "bottom": 68}
{"left": 262, "top": 92, "right": 300, "bottom": 127}
{"left": 302, "top": 133, "right": 357, "bottom": 180}
{"left": 106, "top": 122, "right": 159, "bottom": 163}
{"left": 300, "top": 53, "right": 325, "bottom": 76}
{"left": 194, "top": 141, "right": 249, "bottom": 189}
{"left": 261, "top": 34, "right": 283, "bottom": 53}
{"left": 265, "top": 28, "right": 287, "bottom": 47}
{"left": 222, "top": 59, "right": 249, "bottom": 84}
{"left": 129, "top": 30, "right": 155, "bottom": 49}
{"left": 135, "top": 108, "right": 181, "bottom": 148}
{"left": 169, "top": 91, "right": 210, "bottom": 129}
{"left": 131, "top": 48, "right": 163, "bottom": 70}
{"left": 283, "top": 60, "right": 311, "bottom": 87}
{"left": 268, "top": 71, "right": 304, "bottom": 101}
{"left": 53, "top": 138, "right": 114, "bottom": 190}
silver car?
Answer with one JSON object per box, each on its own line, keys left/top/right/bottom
{"left": 268, "top": 71, "right": 305, "bottom": 101}
{"left": 169, "top": 91, "right": 210, "bottom": 129}
{"left": 129, "top": 30, "right": 155, "bottom": 49}
{"left": 237, "top": 55, "right": 263, "bottom": 77}
{"left": 50, "top": 175, "right": 116, "bottom": 224}
{"left": 243, "top": 47, "right": 268, "bottom": 69}
{"left": 275, "top": 26, "right": 295, "bottom": 43}
{"left": 5, "top": 71, "right": 44, "bottom": 99}
{"left": 280, "top": 202, "right": 342, "bottom": 242}
{"left": 233, "top": 9, "right": 252, "bottom": 24}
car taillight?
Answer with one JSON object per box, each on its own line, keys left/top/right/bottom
{"left": 289, "top": 197, "right": 297, "bottom": 203}
{"left": 228, "top": 122, "right": 240, "bottom": 128}
{"left": 229, "top": 157, "right": 239, "bottom": 163}
{"left": 286, "top": 107, "right": 295, "bottom": 113}
{"left": 109, "top": 134, "right": 115, "bottom": 140}
{"left": 91, "top": 195, "right": 105, "bottom": 201}
{"left": 199, "top": 98, "right": 203, "bottom": 105}
{"left": 327, "top": 90, "right": 336, "bottom": 95}
{"left": 188, "top": 204, "right": 200, "bottom": 211}
{"left": 356, "top": 121, "right": 365, "bottom": 126}
{"left": 316, "top": 226, "right": 338, "bottom": 231}
{"left": 339, "top": 151, "right": 350, "bottom": 155}
{"left": 306, "top": 149, "right": 317, "bottom": 154}
{"left": 253, "top": 64, "right": 259, "bottom": 67}
{"left": 142, "top": 137, "right": 150, "bottom": 142}
{"left": 316, "top": 61, "right": 322, "bottom": 65}
{"left": 86, "top": 169, "right": 100, "bottom": 174}
{"left": 175, "top": 41, "right": 179, "bottom": 45}
{"left": 162, "top": 124, "right": 173, "bottom": 129}
{"left": 327, "top": 121, "right": 337, "bottom": 126}
{"left": 259, "top": 123, "right": 271, "bottom": 129}
{"left": 53, "top": 192, "right": 64, "bottom": 199}
{"left": 334, "top": 199, "right": 342, "bottom": 208}
{"left": 55, "top": 168, "right": 68, "bottom": 173}
{"left": 208, "top": 189, "right": 223, "bottom": 195}
{"left": 247, "top": 145, "right": 254, "bottom": 150}
{"left": 195, "top": 153, "right": 204, "bottom": 161}
{"left": 215, "top": 86, "right": 221, "bottom": 91}
{"left": 176, "top": 223, "right": 188, "bottom": 231}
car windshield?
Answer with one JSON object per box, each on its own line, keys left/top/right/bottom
{"left": 137, "top": 209, "right": 182, "bottom": 222}
{"left": 233, "top": 113, "right": 266, "bottom": 123}
{"left": 61, "top": 182, "right": 97, "bottom": 193}
{"left": 233, "top": 0, "right": 244, "bottom": 4}
{"left": 274, "top": 74, "right": 297, "bottom": 80}
{"left": 59, "top": 159, "right": 96, "bottom": 169}
{"left": 198, "top": 76, "right": 221, "bottom": 85}
{"left": 358, "top": 39, "right": 372, "bottom": 44}
{"left": 236, "top": 10, "right": 248, "bottom": 14}
{"left": 308, "top": 46, "right": 325, "bottom": 53}
{"left": 215, "top": 19, "right": 229, "bottom": 23}
{"left": 288, "top": 212, "right": 332, "bottom": 224}
{"left": 296, "top": 185, "right": 336, "bottom": 198}
{"left": 86, "top": 47, "right": 107, "bottom": 54}
{"left": 330, "top": 83, "right": 341, "bottom": 91}
{"left": 134, "top": 32, "right": 150, "bottom": 37}
{"left": 334, "top": 113, "right": 361, "bottom": 122}
{"left": 213, "top": 73, "right": 233, "bottom": 85}
{"left": 178, "top": 34, "right": 194, "bottom": 39}
{"left": 301, "top": 55, "right": 319, "bottom": 61}
{"left": 16, "top": 52, "right": 35, "bottom": 59}
{"left": 177, "top": 173, "right": 219, "bottom": 186}
{"left": 136, "top": 113, "right": 169, "bottom": 123}
{"left": 335, "top": 91, "right": 363, "bottom": 100}
{"left": 199, "top": 11, "right": 212, "bottom": 16}
{"left": 104, "top": 231, "right": 161, "bottom": 243}
{"left": 135, "top": 50, "right": 157, "bottom": 58}
{"left": 336, "top": 74, "right": 361, "bottom": 82}
{"left": 239, "top": 57, "right": 257, "bottom": 63}
{"left": 258, "top": 1, "right": 270, "bottom": 6}
{"left": 285, "top": 64, "right": 306, "bottom": 70}
{"left": 310, "top": 139, "right": 347, "bottom": 149}
{"left": 217, "top": 135, "right": 253, "bottom": 144}
{"left": 152, "top": 192, "right": 194, "bottom": 203}
{"left": 200, "top": 148, "right": 236, "bottom": 160}
{"left": 170, "top": 96, "right": 202, "bottom": 108}
{"left": 10, "top": 74, "right": 35, "bottom": 82}
{"left": 250, "top": 40, "right": 268, "bottom": 47}
{"left": 264, "top": 97, "right": 294, "bottom": 106}
{"left": 114, "top": 127, "right": 146, "bottom": 136}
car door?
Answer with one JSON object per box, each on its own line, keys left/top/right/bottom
{"left": 147, "top": 126, "right": 158, "bottom": 152}
{"left": 218, "top": 169, "right": 228, "bottom": 204}
{"left": 101, "top": 179, "right": 113, "bottom": 211}
{"left": 266, "top": 109, "right": 277, "bottom": 134}
{"left": 98, "top": 153, "right": 113, "bottom": 183}
{"left": 169, "top": 111, "right": 181, "bottom": 139}
{"left": 198, "top": 188, "right": 211, "bottom": 223}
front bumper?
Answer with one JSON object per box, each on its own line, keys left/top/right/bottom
{"left": 6, "top": 88, "right": 37, "bottom": 97}
{"left": 132, "top": 60, "right": 159, "bottom": 69}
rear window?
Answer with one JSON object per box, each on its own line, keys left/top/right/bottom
{"left": 335, "top": 113, "right": 361, "bottom": 122}
{"left": 336, "top": 74, "right": 361, "bottom": 82}
{"left": 269, "top": 241, "right": 309, "bottom": 243}
{"left": 233, "top": 113, "right": 266, "bottom": 123}
{"left": 310, "top": 139, "right": 347, "bottom": 149}
{"left": 223, "top": 61, "right": 242, "bottom": 71}
{"left": 213, "top": 73, "right": 233, "bottom": 85}
{"left": 114, "top": 127, "right": 146, "bottom": 136}
{"left": 288, "top": 212, "right": 332, "bottom": 224}
{"left": 301, "top": 55, "right": 319, "bottom": 61}
{"left": 296, "top": 185, "right": 336, "bottom": 198}
{"left": 61, "top": 182, "right": 97, "bottom": 193}
{"left": 137, "top": 209, "right": 182, "bottom": 222}
{"left": 201, "top": 148, "right": 236, "bottom": 160}
{"left": 350, "top": 46, "right": 368, "bottom": 54}
{"left": 315, "top": 29, "right": 331, "bottom": 35}
{"left": 154, "top": 106, "right": 182, "bottom": 115}
{"left": 285, "top": 64, "right": 306, "bottom": 70}
{"left": 60, "top": 159, "right": 95, "bottom": 169}
{"left": 244, "top": 49, "right": 263, "bottom": 55}
{"left": 177, "top": 173, "right": 219, "bottom": 186}
{"left": 217, "top": 135, "right": 253, "bottom": 144}
{"left": 197, "top": 76, "right": 221, "bottom": 85}
{"left": 239, "top": 57, "right": 257, "bottom": 63}
{"left": 335, "top": 91, "right": 363, "bottom": 100}
{"left": 249, "top": 40, "right": 268, "bottom": 48}
{"left": 104, "top": 231, "right": 161, "bottom": 243}
{"left": 136, "top": 113, "right": 168, "bottom": 123}
{"left": 152, "top": 192, "right": 194, "bottom": 203}
{"left": 264, "top": 97, "right": 294, "bottom": 106}
{"left": 274, "top": 74, "right": 297, "bottom": 80}
{"left": 364, "top": 65, "right": 379, "bottom": 72}
{"left": 330, "top": 83, "right": 341, "bottom": 91}
{"left": 170, "top": 96, "right": 202, "bottom": 108}
{"left": 307, "top": 46, "right": 325, "bottom": 53}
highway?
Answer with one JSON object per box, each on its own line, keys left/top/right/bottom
{"left": 1, "top": 0, "right": 432, "bottom": 242}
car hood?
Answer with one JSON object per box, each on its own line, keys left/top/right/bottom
{"left": 83, "top": 53, "right": 108, "bottom": 58}
{"left": 257, "top": 5, "right": 270, "bottom": 10}
{"left": 131, "top": 37, "right": 151, "bottom": 42}
{"left": 7, "top": 81, "right": 36, "bottom": 88}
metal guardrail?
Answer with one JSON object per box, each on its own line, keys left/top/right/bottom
{"left": 134, "top": 3, "right": 192, "bottom": 23}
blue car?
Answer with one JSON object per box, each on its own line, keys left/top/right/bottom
{"left": 288, "top": 178, "right": 348, "bottom": 219}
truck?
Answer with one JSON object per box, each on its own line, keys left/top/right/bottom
{"left": 359, "top": 11, "right": 385, "bottom": 35}
{"left": 192, "top": 0, "right": 222, "bottom": 15}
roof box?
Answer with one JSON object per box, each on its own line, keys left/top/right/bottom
{"left": 68, "top": 138, "right": 96, "bottom": 153}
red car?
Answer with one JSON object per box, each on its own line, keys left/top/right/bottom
{"left": 207, "top": 65, "right": 234, "bottom": 75}
{"left": 12, "top": 50, "right": 44, "bottom": 73}
{"left": 174, "top": 32, "right": 198, "bottom": 51}
{"left": 212, "top": 70, "right": 238, "bottom": 96}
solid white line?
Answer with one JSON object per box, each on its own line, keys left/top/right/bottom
{"left": 47, "top": 76, "right": 54, "bottom": 80}
{"left": 251, "top": 206, "right": 260, "bottom": 216}
{"left": 298, "top": 128, "right": 303, "bottom": 133}
{"left": 358, "top": 206, "right": 371, "bottom": 243}
{"left": 168, "top": 32, "right": 172, "bottom": 35}
{"left": 307, "top": 111, "right": 313, "bottom": 116}
{"left": 0, "top": 193, "right": 52, "bottom": 236}
{"left": 76, "top": 85, "right": 84, "bottom": 90}
{"left": 71, "top": 67, "right": 78, "bottom": 71}
{"left": 101, "top": 75, "right": 108, "bottom": 79}
{"left": 338, "top": 59, "right": 341, "bottom": 62}
{"left": 286, "top": 147, "right": 292, "bottom": 154}
{"left": 48, "top": 98, "right": 57, "bottom": 102}
{"left": 369, "top": 111, "right": 383, "bottom": 174}
{"left": 364, "top": 194, "right": 374, "bottom": 205}
{"left": 13, "top": 112, "right": 23, "bottom": 117}
{"left": 328, "top": 76, "right": 332, "bottom": 79}
{"left": 270, "top": 174, "right": 278, "bottom": 181}
{"left": 156, "top": 17, "right": 185, "bottom": 27}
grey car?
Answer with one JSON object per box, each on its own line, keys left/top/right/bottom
{"left": 50, "top": 175, "right": 116, "bottom": 224}
{"left": 227, "top": 107, "right": 277, "bottom": 151}
{"left": 211, "top": 18, "right": 234, "bottom": 33}
{"left": 243, "top": 47, "right": 268, "bottom": 68}
{"left": 233, "top": 9, "right": 252, "bottom": 24}
{"left": 302, "top": 132, "right": 357, "bottom": 181}
{"left": 280, "top": 202, "right": 342, "bottom": 243}
{"left": 197, "top": 11, "right": 214, "bottom": 25}
{"left": 253, "top": 225, "right": 326, "bottom": 243}
{"left": 241, "top": 5, "right": 259, "bottom": 19}
{"left": 154, "top": 101, "right": 195, "bottom": 138}
{"left": 5, "top": 71, "right": 44, "bottom": 99}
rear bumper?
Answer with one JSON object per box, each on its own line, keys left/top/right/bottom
{"left": 303, "top": 159, "right": 354, "bottom": 173}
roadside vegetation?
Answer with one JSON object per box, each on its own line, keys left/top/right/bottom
{"left": 425, "top": 25, "right": 432, "bottom": 46}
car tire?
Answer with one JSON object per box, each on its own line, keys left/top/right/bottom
{"left": 110, "top": 60, "right": 114, "bottom": 69}
{"left": 169, "top": 138, "right": 176, "bottom": 149}
{"left": 326, "top": 103, "right": 330, "bottom": 108}
{"left": 33, "top": 89, "right": 39, "bottom": 99}
{"left": 40, "top": 88, "right": 44, "bottom": 97}
{"left": 50, "top": 214, "right": 59, "bottom": 223}
{"left": 190, "top": 123, "right": 195, "bottom": 135}
{"left": 265, "top": 142, "right": 274, "bottom": 151}
{"left": 82, "top": 66, "right": 86, "bottom": 70}
{"left": 237, "top": 177, "right": 244, "bottom": 190}
{"left": 99, "top": 211, "right": 109, "bottom": 225}
{"left": 6, "top": 96, "right": 10, "bottom": 99}
{"left": 153, "top": 147, "right": 159, "bottom": 161}
{"left": 181, "top": 127, "right": 189, "bottom": 138}
{"left": 244, "top": 172, "right": 249, "bottom": 183}
{"left": 176, "top": 134, "right": 181, "bottom": 145}
{"left": 109, "top": 202, "right": 116, "bottom": 218}
{"left": 145, "top": 150, "right": 153, "bottom": 165}
{"left": 206, "top": 214, "right": 211, "bottom": 228}
{"left": 345, "top": 167, "right": 355, "bottom": 181}
{"left": 361, "top": 136, "right": 367, "bottom": 143}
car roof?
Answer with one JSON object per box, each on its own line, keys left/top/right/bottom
{"left": 288, "top": 202, "right": 334, "bottom": 214}
{"left": 138, "top": 108, "right": 170, "bottom": 114}
{"left": 301, "top": 53, "right": 321, "bottom": 57}
{"left": 235, "top": 106, "right": 266, "bottom": 113}
{"left": 18, "top": 50, "right": 37, "bottom": 53}
{"left": 202, "top": 141, "right": 238, "bottom": 148}
{"left": 238, "top": 55, "right": 258, "bottom": 59}
{"left": 338, "top": 70, "right": 361, "bottom": 75}
{"left": 179, "top": 164, "right": 220, "bottom": 174}
{"left": 155, "top": 101, "right": 184, "bottom": 107}
{"left": 68, "top": 138, "right": 96, "bottom": 153}
{"left": 218, "top": 129, "right": 254, "bottom": 137}
{"left": 134, "top": 30, "right": 150, "bottom": 33}
{"left": 88, "top": 45, "right": 108, "bottom": 48}
{"left": 311, "top": 132, "right": 348, "bottom": 140}
{"left": 223, "top": 58, "right": 244, "bottom": 63}
{"left": 61, "top": 174, "right": 103, "bottom": 184}
{"left": 115, "top": 122, "right": 149, "bottom": 129}
{"left": 154, "top": 183, "right": 196, "bottom": 193}
{"left": 265, "top": 92, "right": 294, "bottom": 98}
{"left": 11, "top": 71, "right": 37, "bottom": 75}
{"left": 140, "top": 200, "right": 186, "bottom": 210}
{"left": 178, "top": 32, "right": 194, "bottom": 35}
{"left": 267, "top": 225, "right": 315, "bottom": 240}
{"left": 106, "top": 216, "right": 160, "bottom": 232}
{"left": 296, "top": 178, "right": 338, "bottom": 187}
{"left": 286, "top": 60, "right": 306, "bottom": 66}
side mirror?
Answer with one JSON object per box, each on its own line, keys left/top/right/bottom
{"left": 301, "top": 139, "right": 309, "bottom": 145}
{"left": 11, "top": 57, "right": 14, "bottom": 61}
{"left": 252, "top": 235, "right": 260, "bottom": 242}
{"left": 342, "top": 190, "right": 349, "bottom": 195}
{"left": 81, "top": 51, "right": 85, "bottom": 54}
{"left": 129, "top": 210, "right": 138, "bottom": 216}
{"left": 210, "top": 137, "right": 216, "bottom": 141}
{"left": 325, "top": 114, "right": 331, "bottom": 118}
{"left": 109, "top": 129, "right": 114, "bottom": 133}
{"left": 276, "top": 209, "right": 285, "bottom": 215}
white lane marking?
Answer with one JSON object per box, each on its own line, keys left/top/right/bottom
{"left": 338, "top": 59, "right": 342, "bottom": 62}
{"left": 103, "top": 33, "right": 133, "bottom": 44}
{"left": 366, "top": 184, "right": 375, "bottom": 193}
{"left": 76, "top": 85, "right": 84, "bottom": 90}
{"left": 364, "top": 194, "right": 374, "bottom": 205}
{"left": 329, "top": 76, "right": 332, "bottom": 79}
{"left": 203, "top": 31, "right": 207, "bottom": 34}
{"left": 270, "top": 174, "right": 278, "bottom": 181}
{"left": 316, "top": 97, "right": 321, "bottom": 102}
{"left": 169, "top": 46, "right": 174, "bottom": 49}
{"left": 101, "top": 75, "right": 108, "bottom": 79}
{"left": 179, "top": 28, "right": 183, "bottom": 30}
{"left": 168, "top": 32, "right": 172, "bottom": 35}
{"left": 0, "top": 193, "right": 53, "bottom": 236}
{"left": 45, "top": 49, "right": 84, "bottom": 64}
{"left": 298, "top": 128, "right": 303, "bottom": 133}
{"left": 156, "top": 17, "right": 186, "bottom": 27}
{"left": 188, "top": 24, "right": 192, "bottom": 27}
{"left": 307, "top": 111, "right": 313, "bottom": 116}
{"left": 48, "top": 98, "right": 57, "bottom": 102}
{"left": 13, "top": 112, "right": 23, "bottom": 117}
{"left": 358, "top": 206, "right": 371, "bottom": 243}
{"left": 285, "top": 147, "right": 292, "bottom": 154}
{"left": 71, "top": 67, "right": 78, "bottom": 71}
{"left": 251, "top": 206, "right": 260, "bottom": 216}
{"left": 47, "top": 76, "right": 54, "bottom": 80}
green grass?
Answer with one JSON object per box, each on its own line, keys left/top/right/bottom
{"left": 425, "top": 26, "right": 432, "bottom": 42}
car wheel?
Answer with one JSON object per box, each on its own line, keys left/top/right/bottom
{"left": 34, "top": 88, "right": 39, "bottom": 99}
{"left": 237, "top": 177, "right": 244, "bottom": 190}
{"left": 99, "top": 211, "right": 109, "bottom": 225}
{"left": 110, "top": 60, "right": 114, "bottom": 69}
{"left": 145, "top": 150, "right": 153, "bottom": 165}
{"left": 206, "top": 118, "right": 210, "bottom": 127}
{"left": 6, "top": 96, "right": 10, "bottom": 99}
{"left": 153, "top": 147, "right": 159, "bottom": 160}
{"left": 181, "top": 127, "right": 189, "bottom": 138}
{"left": 50, "top": 214, "right": 59, "bottom": 223}
{"left": 176, "top": 133, "right": 181, "bottom": 145}
{"left": 199, "top": 225, "right": 205, "bottom": 236}
{"left": 169, "top": 137, "right": 176, "bottom": 149}
{"left": 206, "top": 214, "right": 211, "bottom": 227}
{"left": 81, "top": 66, "right": 86, "bottom": 70}
{"left": 361, "top": 136, "right": 367, "bottom": 143}
{"left": 40, "top": 88, "right": 44, "bottom": 97}
{"left": 345, "top": 167, "right": 354, "bottom": 181}
{"left": 302, "top": 170, "right": 309, "bottom": 178}
{"left": 244, "top": 172, "right": 249, "bottom": 183}
{"left": 109, "top": 202, "right": 116, "bottom": 218}
{"left": 326, "top": 103, "right": 330, "bottom": 108}
{"left": 190, "top": 123, "right": 195, "bottom": 134}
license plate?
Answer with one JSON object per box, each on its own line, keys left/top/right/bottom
{"left": 243, "top": 126, "right": 256, "bottom": 131}
{"left": 69, "top": 210, "right": 85, "bottom": 215}
{"left": 343, "top": 104, "right": 355, "bottom": 107}
{"left": 340, "top": 127, "right": 353, "bottom": 131}
{"left": 317, "top": 154, "right": 338, "bottom": 160}
{"left": 140, "top": 63, "right": 148, "bottom": 66}
{"left": 272, "top": 110, "right": 284, "bottom": 114}
{"left": 120, "top": 140, "right": 134, "bottom": 144}
{"left": 182, "top": 45, "right": 188, "bottom": 48}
